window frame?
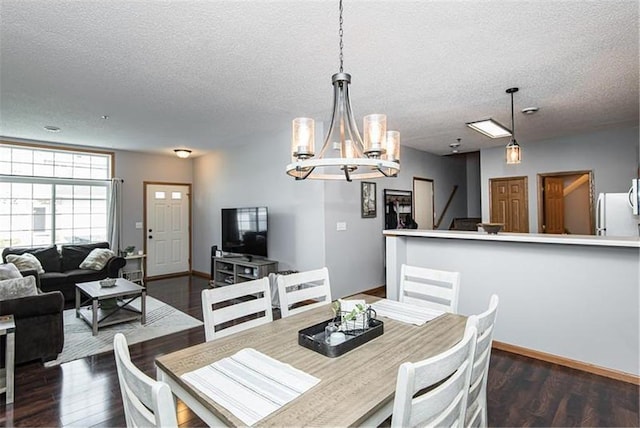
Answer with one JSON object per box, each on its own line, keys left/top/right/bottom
{"left": 0, "top": 141, "right": 115, "bottom": 250}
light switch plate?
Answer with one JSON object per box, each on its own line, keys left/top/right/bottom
{"left": 337, "top": 222, "right": 347, "bottom": 231}
{"left": 135, "top": 222, "right": 143, "bottom": 229}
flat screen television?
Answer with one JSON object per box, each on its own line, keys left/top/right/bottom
{"left": 221, "top": 207, "right": 268, "bottom": 258}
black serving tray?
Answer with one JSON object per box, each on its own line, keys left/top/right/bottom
{"left": 298, "top": 318, "right": 384, "bottom": 358}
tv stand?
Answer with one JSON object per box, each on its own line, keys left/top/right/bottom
{"left": 212, "top": 257, "right": 278, "bottom": 288}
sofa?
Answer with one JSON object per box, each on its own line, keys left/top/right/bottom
{"left": 2, "top": 242, "right": 126, "bottom": 302}
{"left": 0, "top": 269, "right": 64, "bottom": 364}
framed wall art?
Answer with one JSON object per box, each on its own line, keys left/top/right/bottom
{"left": 361, "top": 182, "right": 376, "bottom": 218}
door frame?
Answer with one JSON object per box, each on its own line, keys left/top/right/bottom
{"left": 489, "top": 175, "right": 529, "bottom": 232}
{"left": 143, "top": 181, "right": 193, "bottom": 280}
{"left": 536, "top": 170, "right": 594, "bottom": 234}
{"left": 413, "top": 177, "right": 434, "bottom": 230}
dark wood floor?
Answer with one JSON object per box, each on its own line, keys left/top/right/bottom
{"left": 2, "top": 275, "right": 638, "bottom": 427}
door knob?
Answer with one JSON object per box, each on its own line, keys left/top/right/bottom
{"left": 148, "top": 229, "right": 153, "bottom": 232}
{"left": 148, "top": 236, "right": 153, "bottom": 239}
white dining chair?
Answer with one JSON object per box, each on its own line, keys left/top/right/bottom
{"left": 276, "top": 267, "right": 332, "bottom": 318}
{"left": 201, "top": 276, "right": 273, "bottom": 341}
{"left": 391, "top": 318, "right": 478, "bottom": 427}
{"left": 466, "top": 294, "right": 500, "bottom": 428}
{"left": 399, "top": 264, "right": 461, "bottom": 313}
{"left": 113, "top": 333, "right": 178, "bottom": 428}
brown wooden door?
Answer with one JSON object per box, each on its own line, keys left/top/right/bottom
{"left": 544, "top": 177, "right": 565, "bottom": 233}
{"left": 490, "top": 177, "right": 529, "bottom": 232}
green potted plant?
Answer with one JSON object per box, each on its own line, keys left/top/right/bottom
{"left": 124, "top": 245, "right": 135, "bottom": 256}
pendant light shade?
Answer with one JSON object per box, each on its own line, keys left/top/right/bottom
{"left": 506, "top": 139, "right": 521, "bottom": 164}
{"left": 286, "top": 0, "right": 400, "bottom": 181}
{"left": 505, "top": 87, "right": 522, "bottom": 164}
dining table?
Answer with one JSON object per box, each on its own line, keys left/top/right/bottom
{"left": 155, "top": 294, "right": 466, "bottom": 427}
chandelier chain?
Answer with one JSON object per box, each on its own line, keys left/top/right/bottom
{"left": 510, "top": 92, "right": 515, "bottom": 136}
{"left": 339, "top": 0, "right": 344, "bottom": 73}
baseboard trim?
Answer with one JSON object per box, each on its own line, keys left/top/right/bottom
{"left": 145, "top": 271, "right": 191, "bottom": 282}
{"left": 360, "top": 285, "right": 386, "bottom": 297}
{"left": 191, "top": 270, "right": 211, "bottom": 280}
{"left": 493, "top": 341, "right": 640, "bottom": 385}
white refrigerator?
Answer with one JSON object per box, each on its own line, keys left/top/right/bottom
{"left": 596, "top": 192, "right": 639, "bottom": 236}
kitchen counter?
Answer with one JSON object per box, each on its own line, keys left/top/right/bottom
{"left": 385, "top": 229, "right": 640, "bottom": 378}
{"left": 383, "top": 229, "right": 640, "bottom": 247}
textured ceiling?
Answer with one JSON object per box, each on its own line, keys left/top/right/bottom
{"left": 0, "top": 0, "right": 638, "bottom": 157}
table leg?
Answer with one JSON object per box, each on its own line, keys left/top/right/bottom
{"left": 92, "top": 299, "right": 99, "bottom": 336}
{"left": 75, "top": 288, "right": 80, "bottom": 318}
{"left": 6, "top": 328, "right": 15, "bottom": 404}
{"left": 141, "top": 290, "right": 146, "bottom": 325}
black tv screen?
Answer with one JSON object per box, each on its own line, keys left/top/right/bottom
{"left": 221, "top": 207, "right": 268, "bottom": 257}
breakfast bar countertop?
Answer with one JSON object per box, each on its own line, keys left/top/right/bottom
{"left": 383, "top": 229, "right": 640, "bottom": 248}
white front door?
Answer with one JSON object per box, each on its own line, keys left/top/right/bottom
{"left": 145, "top": 183, "right": 190, "bottom": 277}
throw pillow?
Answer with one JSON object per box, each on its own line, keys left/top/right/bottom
{"left": 0, "top": 263, "right": 23, "bottom": 280}
{"left": 5, "top": 253, "right": 45, "bottom": 274}
{"left": 61, "top": 242, "right": 110, "bottom": 271}
{"left": 0, "top": 276, "right": 38, "bottom": 301}
{"left": 79, "top": 248, "right": 115, "bottom": 270}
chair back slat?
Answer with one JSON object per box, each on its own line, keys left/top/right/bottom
{"left": 465, "top": 294, "right": 499, "bottom": 428}
{"left": 113, "top": 333, "right": 178, "bottom": 428}
{"left": 277, "top": 267, "right": 332, "bottom": 318}
{"left": 201, "top": 277, "right": 273, "bottom": 341}
{"left": 392, "top": 319, "right": 477, "bottom": 428}
{"left": 399, "top": 264, "right": 460, "bottom": 313}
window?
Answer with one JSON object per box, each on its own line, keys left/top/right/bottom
{"left": 0, "top": 143, "right": 113, "bottom": 251}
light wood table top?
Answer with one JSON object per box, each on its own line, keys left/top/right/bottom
{"left": 155, "top": 294, "right": 466, "bottom": 427}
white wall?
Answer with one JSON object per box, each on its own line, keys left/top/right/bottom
{"left": 191, "top": 128, "right": 326, "bottom": 278}
{"left": 323, "top": 146, "right": 468, "bottom": 298}
{"left": 465, "top": 151, "right": 481, "bottom": 217}
{"left": 480, "top": 126, "right": 639, "bottom": 231}
{"left": 114, "top": 150, "right": 193, "bottom": 253}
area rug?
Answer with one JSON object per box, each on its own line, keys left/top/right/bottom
{"left": 44, "top": 296, "right": 203, "bottom": 367}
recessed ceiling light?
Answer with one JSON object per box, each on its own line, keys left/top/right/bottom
{"left": 521, "top": 107, "right": 539, "bottom": 115}
{"left": 44, "top": 125, "right": 61, "bottom": 132}
{"left": 466, "top": 119, "right": 511, "bottom": 138}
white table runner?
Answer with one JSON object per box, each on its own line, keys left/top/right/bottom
{"left": 371, "top": 299, "right": 444, "bottom": 325}
{"left": 181, "top": 348, "right": 320, "bottom": 426}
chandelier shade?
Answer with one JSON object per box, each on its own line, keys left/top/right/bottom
{"left": 286, "top": 0, "right": 400, "bottom": 181}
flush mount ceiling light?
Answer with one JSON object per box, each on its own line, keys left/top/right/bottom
{"left": 44, "top": 125, "right": 61, "bottom": 132}
{"left": 465, "top": 119, "right": 511, "bottom": 139}
{"left": 174, "top": 149, "right": 192, "bottom": 159}
{"left": 521, "top": 107, "right": 539, "bottom": 115}
{"left": 505, "top": 87, "right": 522, "bottom": 164}
{"left": 286, "top": 0, "right": 400, "bottom": 181}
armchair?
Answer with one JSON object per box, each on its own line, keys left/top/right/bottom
{"left": 0, "top": 269, "right": 64, "bottom": 364}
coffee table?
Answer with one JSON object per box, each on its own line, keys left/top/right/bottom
{"left": 75, "top": 278, "right": 146, "bottom": 335}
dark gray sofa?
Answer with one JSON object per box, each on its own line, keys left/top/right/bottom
{"left": 2, "top": 242, "right": 126, "bottom": 302}
{"left": 0, "top": 269, "right": 64, "bottom": 364}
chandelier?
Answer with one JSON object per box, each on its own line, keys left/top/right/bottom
{"left": 286, "top": 0, "right": 400, "bottom": 181}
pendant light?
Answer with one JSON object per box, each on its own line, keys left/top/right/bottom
{"left": 286, "top": 0, "right": 400, "bottom": 181}
{"left": 505, "top": 87, "right": 522, "bottom": 164}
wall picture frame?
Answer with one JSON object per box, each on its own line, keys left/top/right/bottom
{"left": 361, "top": 182, "right": 377, "bottom": 218}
